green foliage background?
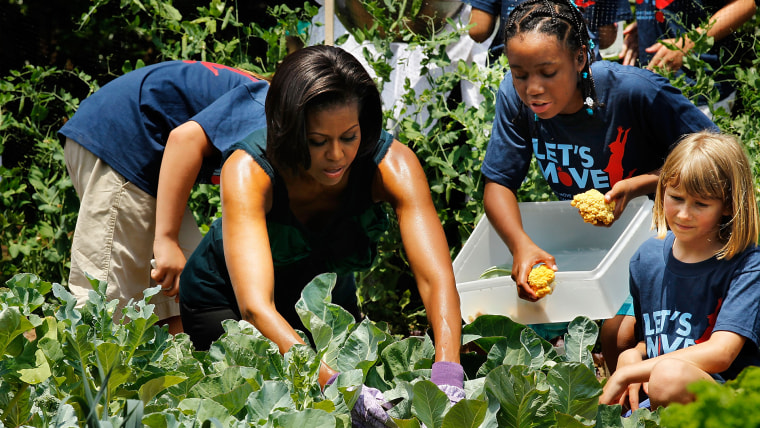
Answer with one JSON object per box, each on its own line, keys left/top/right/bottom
{"left": 2, "top": 1, "right": 760, "bottom": 426}
{"left": 1, "top": 0, "right": 760, "bottom": 338}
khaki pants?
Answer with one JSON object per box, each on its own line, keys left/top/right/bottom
{"left": 64, "top": 139, "right": 202, "bottom": 320}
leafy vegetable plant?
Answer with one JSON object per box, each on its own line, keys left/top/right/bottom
{"left": 0, "top": 272, "right": 664, "bottom": 426}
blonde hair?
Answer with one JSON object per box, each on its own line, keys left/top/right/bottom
{"left": 653, "top": 130, "right": 759, "bottom": 260}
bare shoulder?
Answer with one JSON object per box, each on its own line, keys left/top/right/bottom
{"left": 221, "top": 149, "right": 274, "bottom": 210}
{"left": 222, "top": 150, "right": 271, "bottom": 183}
{"left": 373, "top": 140, "right": 427, "bottom": 203}
{"left": 377, "top": 139, "right": 423, "bottom": 174}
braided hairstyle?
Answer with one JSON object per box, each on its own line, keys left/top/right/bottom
{"left": 504, "top": 0, "right": 598, "bottom": 115}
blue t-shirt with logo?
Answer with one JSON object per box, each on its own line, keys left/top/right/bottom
{"left": 482, "top": 60, "right": 717, "bottom": 200}
{"left": 630, "top": 232, "right": 760, "bottom": 380}
{"left": 58, "top": 60, "right": 269, "bottom": 196}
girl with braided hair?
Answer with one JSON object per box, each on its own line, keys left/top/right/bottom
{"left": 480, "top": 0, "right": 718, "bottom": 371}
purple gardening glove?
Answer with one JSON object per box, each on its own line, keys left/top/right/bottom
{"left": 431, "top": 361, "right": 466, "bottom": 404}
{"left": 326, "top": 372, "right": 340, "bottom": 387}
{"left": 351, "top": 385, "right": 393, "bottom": 428}
{"left": 325, "top": 372, "right": 393, "bottom": 427}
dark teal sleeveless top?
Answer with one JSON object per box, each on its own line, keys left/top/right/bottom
{"left": 179, "top": 129, "right": 393, "bottom": 311}
{"left": 230, "top": 128, "right": 392, "bottom": 273}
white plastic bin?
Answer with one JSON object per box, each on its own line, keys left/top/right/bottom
{"left": 454, "top": 196, "right": 655, "bottom": 324}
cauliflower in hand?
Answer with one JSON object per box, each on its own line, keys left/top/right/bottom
{"left": 571, "top": 189, "right": 615, "bottom": 225}
{"left": 527, "top": 264, "right": 555, "bottom": 298}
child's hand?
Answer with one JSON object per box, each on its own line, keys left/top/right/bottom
{"left": 600, "top": 348, "right": 647, "bottom": 409}
{"left": 511, "top": 244, "right": 557, "bottom": 302}
{"left": 646, "top": 38, "right": 692, "bottom": 72}
{"left": 151, "top": 238, "right": 187, "bottom": 301}
{"left": 606, "top": 180, "right": 638, "bottom": 225}
{"left": 618, "top": 22, "right": 639, "bottom": 66}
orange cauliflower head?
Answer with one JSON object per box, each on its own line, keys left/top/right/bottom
{"left": 570, "top": 189, "right": 615, "bottom": 225}
{"left": 527, "top": 264, "right": 555, "bottom": 298}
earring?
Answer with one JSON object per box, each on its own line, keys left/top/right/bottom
{"left": 581, "top": 70, "right": 594, "bottom": 115}
{"left": 585, "top": 97, "right": 594, "bottom": 115}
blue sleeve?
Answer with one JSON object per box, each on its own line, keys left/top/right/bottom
{"left": 481, "top": 73, "right": 533, "bottom": 190}
{"left": 191, "top": 81, "right": 269, "bottom": 154}
{"left": 465, "top": 0, "right": 501, "bottom": 15}
{"left": 643, "top": 75, "right": 719, "bottom": 144}
{"left": 714, "top": 248, "right": 760, "bottom": 347}
{"left": 603, "top": 63, "right": 718, "bottom": 153}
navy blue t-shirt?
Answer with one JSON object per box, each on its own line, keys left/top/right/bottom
{"left": 58, "top": 60, "right": 269, "bottom": 196}
{"left": 635, "top": 0, "right": 737, "bottom": 99}
{"left": 482, "top": 60, "right": 717, "bottom": 200}
{"left": 630, "top": 232, "right": 760, "bottom": 380}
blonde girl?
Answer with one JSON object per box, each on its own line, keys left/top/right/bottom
{"left": 600, "top": 130, "right": 760, "bottom": 411}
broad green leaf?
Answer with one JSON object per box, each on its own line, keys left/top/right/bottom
{"left": 276, "top": 408, "right": 337, "bottom": 427}
{"left": 158, "top": 2, "right": 182, "bottom": 21}
{"left": 381, "top": 336, "right": 435, "bottom": 379}
{"left": 546, "top": 362, "right": 602, "bottom": 420}
{"left": 4, "top": 273, "right": 52, "bottom": 315}
{"left": 296, "top": 272, "right": 337, "bottom": 321}
{"left": 38, "top": 335, "right": 64, "bottom": 364}
{"left": 138, "top": 375, "right": 187, "bottom": 404}
{"left": 0, "top": 307, "right": 34, "bottom": 356}
{"left": 17, "top": 348, "right": 51, "bottom": 384}
{"left": 211, "top": 321, "right": 282, "bottom": 375}
{"left": 324, "top": 369, "right": 363, "bottom": 414}
{"left": 519, "top": 328, "right": 550, "bottom": 370}
{"left": 296, "top": 273, "right": 355, "bottom": 356}
{"left": 595, "top": 404, "right": 625, "bottom": 427}
{"left": 178, "top": 397, "right": 232, "bottom": 423}
{"left": 411, "top": 380, "right": 449, "bottom": 428}
{"left": 555, "top": 412, "right": 595, "bottom": 427}
{"left": 484, "top": 365, "right": 555, "bottom": 427}
{"left": 336, "top": 318, "right": 388, "bottom": 373}
{"left": 441, "top": 399, "right": 488, "bottom": 428}
{"left": 53, "top": 282, "right": 81, "bottom": 327}
{"left": 564, "top": 317, "right": 598, "bottom": 369}
{"left": 320, "top": 304, "right": 356, "bottom": 362}
{"left": 622, "top": 408, "right": 662, "bottom": 427}
{"left": 394, "top": 418, "right": 423, "bottom": 428}
{"left": 192, "top": 366, "right": 257, "bottom": 414}
{"left": 462, "top": 315, "right": 526, "bottom": 353}
{"left": 245, "top": 381, "right": 295, "bottom": 422}
{"left": 123, "top": 315, "right": 159, "bottom": 358}
{"left": 478, "top": 337, "right": 531, "bottom": 377}
{"left": 95, "top": 342, "right": 122, "bottom": 380}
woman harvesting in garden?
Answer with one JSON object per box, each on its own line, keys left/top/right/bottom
{"left": 480, "top": 0, "right": 717, "bottom": 371}
{"left": 179, "top": 45, "right": 464, "bottom": 393}
{"left": 58, "top": 60, "right": 269, "bottom": 334}
{"left": 599, "top": 131, "right": 760, "bottom": 411}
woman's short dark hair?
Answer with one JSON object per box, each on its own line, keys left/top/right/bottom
{"left": 265, "top": 45, "right": 383, "bottom": 173}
